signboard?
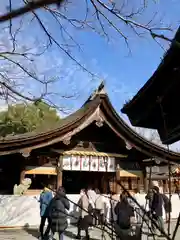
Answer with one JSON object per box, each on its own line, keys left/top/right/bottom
{"left": 63, "top": 156, "right": 71, "bottom": 171}
{"left": 81, "top": 156, "right": 90, "bottom": 171}
{"left": 107, "top": 157, "right": 115, "bottom": 172}
{"left": 90, "top": 156, "right": 98, "bottom": 171}
{"left": 98, "top": 157, "right": 106, "bottom": 172}
{"left": 62, "top": 155, "right": 116, "bottom": 172}
{"left": 71, "top": 155, "right": 81, "bottom": 171}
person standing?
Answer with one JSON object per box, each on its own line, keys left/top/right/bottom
{"left": 150, "top": 186, "right": 165, "bottom": 236}
{"left": 133, "top": 188, "right": 142, "bottom": 224}
{"left": 161, "top": 193, "right": 172, "bottom": 223}
{"left": 87, "top": 185, "right": 96, "bottom": 208}
{"left": 39, "top": 185, "right": 53, "bottom": 240}
{"left": 94, "top": 188, "right": 105, "bottom": 226}
{"left": 114, "top": 191, "right": 134, "bottom": 236}
{"left": 87, "top": 186, "right": 96, "bottom": 227}
{"left": 145, "top": 188, "right": 154, "bottom": 212}
{"left": 49, "top": 187, "right": 70, "bottom": 240}
{"left": 80, "top": 189, "right": 85, "bottom": 197}
{"left": 76, "top": 189, "right": 92, "bottom": 239}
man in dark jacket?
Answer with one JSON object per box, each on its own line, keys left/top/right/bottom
{"left": 114, "top": 192, "right": 135, "bottom": 240}
{"left": 114, "top": 191, "right": 134, "bottom": 230}
{"left": 150, "top": 186, "right": 165, "bottom": 236}
{"left": 49, "top": 186, "right": 70, "bottom": 240}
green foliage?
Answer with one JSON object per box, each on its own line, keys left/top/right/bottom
{"left": 0, "top": 101, "right": 61, "bottom": 137}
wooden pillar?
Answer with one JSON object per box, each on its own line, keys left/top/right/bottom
{"left": 142, "top": 167, "right": 148, "bottom": 193}
{"left": 162, "top": 180, "right": 165, "bottom": 193}
{"left": 143, "top": 174, "right": 148, "bottom": 193}
{"left": 57, "top": 155, "right": 63, "bottom": 190}
{"left": 165, "top": 180, "right": 168, "bottom": 193}
{"left": 137, "top": 177, "right": 140, "bottom": 191}
{"left": 116, "top": 167, "right": 120, "bottom": 194}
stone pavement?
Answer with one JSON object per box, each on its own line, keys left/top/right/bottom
{"left": 0, "top": 223, "right": 180, "bottom": 240}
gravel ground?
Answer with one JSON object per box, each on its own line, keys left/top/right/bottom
{"left": 0, "top": 222, "right": 179, "bottom": 240}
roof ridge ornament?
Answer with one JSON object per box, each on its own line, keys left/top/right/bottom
{"left": 95, "top": 107, "right": 104, "bottom": 127}
{"left": 90, "top": 81, "right": 106, "bottom": 100}
{"left": 20, "top": 149, "right": 31, "bottom": 158}
{"left": 63, "top": 136, "right": 71, "bottom": 145}
{"left": 125, "top": 141, "right": 132, "bottom": 150}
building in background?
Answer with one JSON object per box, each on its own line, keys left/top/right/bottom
{"left": 0, "top": 83, "right": 180, "bottom": 195}
{"left": 146, "top": 164, "right": 180, "bottom": 193}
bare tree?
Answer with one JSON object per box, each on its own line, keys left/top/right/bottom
{"left": 0, "top": 11, "right": 79, "bottom": 113}
{"left": 134, "top": 127, "right": 180, "bottom": 153}
{"left": 134, "top": 127, "right": 162, "bottom": 144}
{"left": 0, "top": 0, "right": 176, "bottom": 107}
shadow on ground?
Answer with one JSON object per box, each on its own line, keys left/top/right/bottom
{"left": 23, "top": 227, "right": 101, "bottom": 240}
{"left": 23, "top": 228, "right": 39, "bottom": 238}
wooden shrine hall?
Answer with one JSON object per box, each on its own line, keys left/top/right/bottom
{"left": 121, "top": 26, "right": 180, "bottom": 145}
{"left": 0, "top": 83, "right": 180, "bottom": 195}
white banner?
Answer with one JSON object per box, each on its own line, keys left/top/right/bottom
{"left": 81, "top": 156, "right": 90, "bottom": 171}
{"left": 62, "top": 155, "right": 115, "bottom": 172}
{"left": 98, "top": 157, "right": 106, "bottom": 172}
{"left": 71, "top": 155, "right": 81, "bottom": 171}
{"left": 107, "top": 157, "right": 115, "bottom": 172}
{"left": 90, "top": 156, "right": 98, "bottom": 171}
{"left": 63, "top": 156, "right": 71, "bottom": 170}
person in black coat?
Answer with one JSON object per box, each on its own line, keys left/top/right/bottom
{"left": 114, "top": 191, "right": 134, "bottom": 230}
{"left": 48, "top": 186, "right": 70, "bottom": 240}
{"left": 150, "top": 186, "right": 165, "bottom": 235}
{"left": 161, "top": 194, "right": 172, "bottom": 223}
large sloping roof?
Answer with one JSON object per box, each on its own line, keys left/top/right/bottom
{"left": 121, "top": 27, "right": 180, "bottom": 114}
{"left": 121, "top": 27, "right": 180, "bottom": 144}
{"left": 0, "top": 83, "right": 180, "bottom": 162}
{"left": 0, "top": 94, "right": 100, "bottom": 154}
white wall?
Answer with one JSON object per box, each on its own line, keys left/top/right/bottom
{"left": 0, "top": 194, "right": 80, "bottom": 227}
{"left": 0, "top": 194, "right": 179, "bottom": 228}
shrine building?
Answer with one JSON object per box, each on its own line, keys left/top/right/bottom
{"left": 0, "top": 83, "right": 179, "bottom": 195}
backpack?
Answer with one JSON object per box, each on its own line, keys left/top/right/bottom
{"left": 85, "top": 193, "right": 93, "bottom": 213}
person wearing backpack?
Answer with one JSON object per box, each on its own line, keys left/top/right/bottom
{"left": 114, "top": 191, "right": 134, "bottom": 230}
{"left": 94, "top": 188, "right": 105, "bottom": 226}
{"left": 76, "top": 188, "right": 93, "bottom": 240}
{"left": 48, "top": 186, "right": 70, "bottom": 240}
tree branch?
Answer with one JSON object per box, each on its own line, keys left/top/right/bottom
{"left": 0, "top": 0, "right": 64, "bottom": 23}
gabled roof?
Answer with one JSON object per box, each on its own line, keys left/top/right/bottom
{"left": 0, "top": 83, "right": 180, "bottom": 163}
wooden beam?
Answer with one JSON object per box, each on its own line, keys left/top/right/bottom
{"left": 51, "top": 149, "right": 127, "bottom": 158}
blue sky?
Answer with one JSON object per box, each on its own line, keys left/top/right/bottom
{"left": 31, "top": 0, "right": 180, "bottom": 112}
{"left": 1, "top": 0, "right": 179, "bottom": 111}
{"left": 0, "top": 0, "right": 180, "bottom": 150}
